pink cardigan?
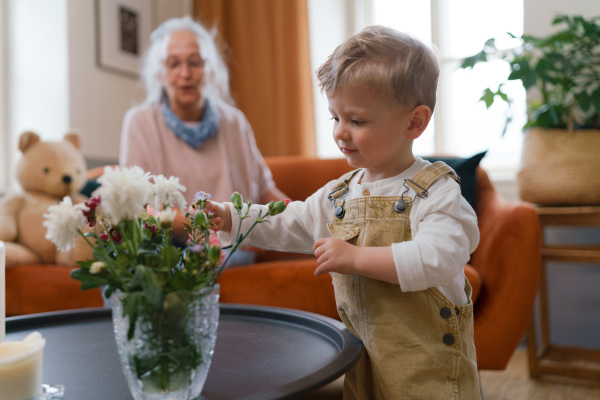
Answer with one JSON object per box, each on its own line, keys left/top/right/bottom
{"left": 119, "top": 102, "right": 276, "bottom": 205}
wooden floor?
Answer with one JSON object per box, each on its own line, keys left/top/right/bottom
{"left": 300, "top": 347, "right": 600, "bottom": 399}
{"left": 480, "top": 348, "right": 600, "bottom": 400}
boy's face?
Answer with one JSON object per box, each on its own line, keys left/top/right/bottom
{"left": 327, "top": 83, "right": 417, "bottom": 181}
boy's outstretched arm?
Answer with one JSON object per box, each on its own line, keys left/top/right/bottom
{"left": 313, "top": 238, "right": 399, "bottom": 285}
{"left": 204, "top": 200, "right": 233, "bottom": 233}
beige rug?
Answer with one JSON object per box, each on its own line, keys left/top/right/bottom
{"left": 480, "top": 348, "right": 600, "bottom": 400}
{"left": 299, "top": 347, "right": 600, "bottom": 399}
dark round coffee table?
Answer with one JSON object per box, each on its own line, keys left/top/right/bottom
{"left": 6, "top": 304, "right": 362, "bottom": 399}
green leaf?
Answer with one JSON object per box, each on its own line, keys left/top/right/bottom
{"left": 103, "top": 285, "right": 117, "bottom": 299}
{"left": 508, "top": 58, "right": 537, "bottom": 89}
{"left": 575, "top": 91, "right": 592, "bottom": 112}
{"left": 591, "top": 88, "right": 600, "bottom": 109}
{"left": 75, "top": 259, "right": 93, "bottom": 269}
{"left": 459, "top": 50, "right": 487, "bottom": 69}
{"left": 70, "top": 268, "right": 108, "bottom": 289}
{"left": 129, "top": 265, "right": 163, "bottom": 309}
{"left": 160, "top": 246, "right": 181, "bottom": 269}
{"left": 122, "top": 292, "right": 142, "bottom": 340}
{"left": 165, "top": 272, "right": 194, "bottom": 291}
{"left": 479, "top": 88, "right": 497, "bottom": 109}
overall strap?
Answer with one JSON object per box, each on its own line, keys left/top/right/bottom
{"left": 404, "top": 161, "right": 460, "bottom": 197}
{"left": 328, "top": 169, "right": 362, "bottom": 200}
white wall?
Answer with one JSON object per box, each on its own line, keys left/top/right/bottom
{"left": 68, "top": 0, "right": 191, "bottom": 164}
{"left": 67, "top": 0, "right": 144, "bottom": 163}
{"left": 524, "top": 0, "right": 599, "bottom": 36}
{"left": 4, "top": 0, "right": 191, "bottom": 183}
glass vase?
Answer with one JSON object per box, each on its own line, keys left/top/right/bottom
{"left": 111, "top": 285, "right": 220, "bottom": 400}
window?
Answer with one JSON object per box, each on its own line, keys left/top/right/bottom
{"left": 309, "top": 0, "right": 525, "bottom": 179}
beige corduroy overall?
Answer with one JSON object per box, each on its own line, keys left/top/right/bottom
{"left": 327, "top": 162, "right": 481, "bottom": 400}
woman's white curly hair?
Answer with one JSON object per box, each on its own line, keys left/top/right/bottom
{"left": 141, "top": 16, "right": 234, "bottom": 106}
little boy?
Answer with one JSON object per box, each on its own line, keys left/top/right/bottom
{"left": 208, "top": 25, "right": 481, "bottom": 399}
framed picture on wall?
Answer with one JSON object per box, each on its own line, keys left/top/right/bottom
{"left": 95, "top": 0, "right": 154, "bottom": 78}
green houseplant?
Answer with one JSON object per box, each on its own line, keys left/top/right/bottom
{"left": 460, "top": 14, "right": 600, "bottom": 205}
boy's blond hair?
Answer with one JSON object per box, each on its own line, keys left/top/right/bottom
{"left": 316, "top": 25, "right": 439, "bottom": 112}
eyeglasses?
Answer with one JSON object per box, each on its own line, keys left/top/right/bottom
{"left": 164, "top": 57, "right": 205, "bottom": 73}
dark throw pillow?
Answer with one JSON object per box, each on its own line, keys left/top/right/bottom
{"left": 80, "top": 179, "right": 101, "bottom": 198}
{"left": 423, "top": 151, "right": 487, "bottom": 210}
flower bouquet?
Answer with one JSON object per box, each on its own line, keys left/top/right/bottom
{"left": 43, "top": 166, "right": 286, "bottom": 400}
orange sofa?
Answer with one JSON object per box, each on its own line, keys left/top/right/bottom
{"left": 4, "top": 155, "right": 541, "bottom": 370}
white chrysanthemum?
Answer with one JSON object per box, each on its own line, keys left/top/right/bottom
{"left": 159, "top": 207, "right": 178, "bottom": 227}
{"left": 151, "top": 174, "right": 187, "bottom": 211}
{"left": 93, "top": 166, "right": 152, "bottom": 224}
{"left": 43, "top": 196, "right": 87, "bottom": 251}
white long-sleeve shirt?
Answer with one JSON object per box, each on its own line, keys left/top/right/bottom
{"left": 219, "top": 158, "right": 480, "bottom": 305}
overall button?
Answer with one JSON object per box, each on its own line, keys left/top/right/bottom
{"left": 362, "top": 189, "right": 370, "bottom": 196}
{"left": 440, "top": 307, "right": 452, "bottom": 319}
{"left": 443, "top": 333, "right": 455, "bottom": 346}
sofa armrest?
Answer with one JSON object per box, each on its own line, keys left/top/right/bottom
{"left": 470, "top": 169, "right": 542, "bottom": 369}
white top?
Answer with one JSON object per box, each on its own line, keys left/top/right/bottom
{"left": 218, "top": 158, "right": 480, "bottom": 305}
{"left": 119, "top": 102, "right": 276, "bottom": 204}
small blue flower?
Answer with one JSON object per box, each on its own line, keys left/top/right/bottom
{"left": 188, "top": 244, "right": 205, "bottom": 253}
{"left": 193, "top": 191, "right": 211, "bottom": 202}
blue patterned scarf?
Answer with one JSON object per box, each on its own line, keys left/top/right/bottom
{"left": 161, "top": 98, "right": 219, "bottom": 149}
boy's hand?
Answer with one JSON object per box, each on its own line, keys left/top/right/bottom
{"left": 204, "top": 200, "right": 233, "bottom": 233}
{"left": 313, "top": 238, "right": 400, "bottom": 284}
{"left": 313, "top": 237, "right": 357, "bottom": 276}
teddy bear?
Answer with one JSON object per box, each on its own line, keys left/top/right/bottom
{"left": 0, "top": 130, "right": 90, "bottom": 268}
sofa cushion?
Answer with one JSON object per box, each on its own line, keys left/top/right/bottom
{"left": 5, "top": 265, "right": 104, "bottom": 316}
{"left": 219, "top": 258, "right": 339, "bottom": 320}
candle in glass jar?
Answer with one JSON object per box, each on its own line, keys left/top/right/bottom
{"left": 0, "top": 332, "right": 46, "bottom": 400}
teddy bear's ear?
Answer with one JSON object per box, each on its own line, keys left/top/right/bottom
{"left": 64, "top": 131, "right": 82, "bottom": 149}
{"left": 19, "top": 131, "right": 40, "bottom": 153}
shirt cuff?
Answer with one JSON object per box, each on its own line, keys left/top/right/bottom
{"left": 392, "top": 241, "right": 427, "bottom": 292}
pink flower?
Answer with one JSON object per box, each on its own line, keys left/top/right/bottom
{"left": 110, "top": 229, "right": 122, "bottom": 243}
{"left": 82, "top": 196, "right": 101, "bottom": 227}
{"left": 209, "top": 232, "right": 221, "bottom": 246}
{"left": 146, "top": 205, "right": 159, "bottom": 217}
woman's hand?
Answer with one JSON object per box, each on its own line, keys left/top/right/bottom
{"left": 204, "top": 200, "right": 232, "bottom": 232}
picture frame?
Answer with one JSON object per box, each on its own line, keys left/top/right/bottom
{"left": 95, "top": 0, "right": 154, "bottom": 78}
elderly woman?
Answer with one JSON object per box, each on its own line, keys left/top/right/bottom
{"left": 119, "top": 17, "right": 286, "bottom": 254}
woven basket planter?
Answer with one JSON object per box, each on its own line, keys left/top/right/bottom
{"left": 518, "top": 128, "right": 600, "bottom": 206}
